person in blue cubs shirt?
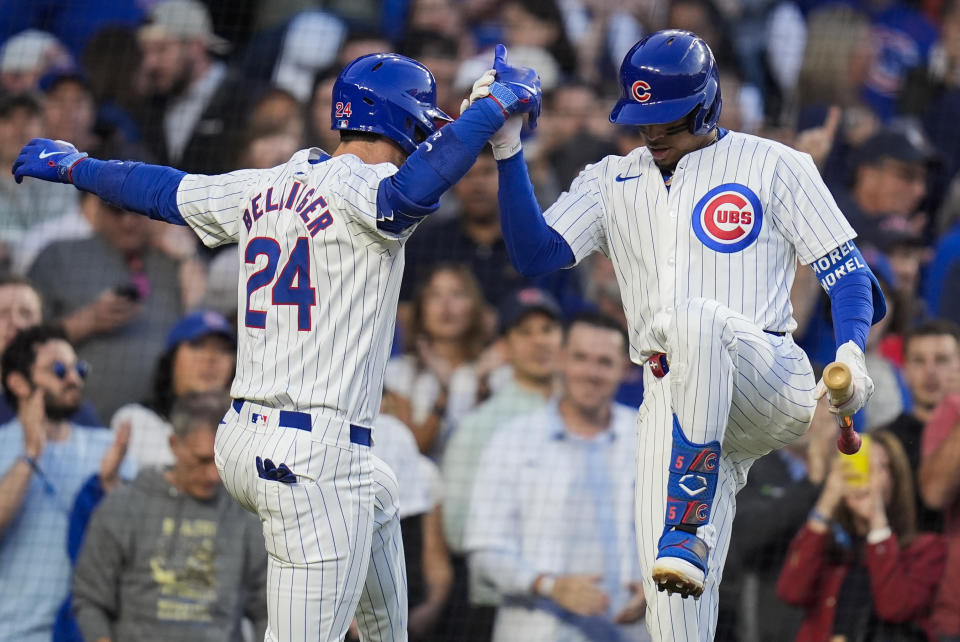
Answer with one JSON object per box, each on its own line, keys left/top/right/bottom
{"left": 0, "top": 324, "right": 133, "bottom": 642}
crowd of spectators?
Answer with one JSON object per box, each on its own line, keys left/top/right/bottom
{"left": 1, "top": 0, "right": 960, "bottom": 640}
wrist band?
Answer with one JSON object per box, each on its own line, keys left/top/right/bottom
{"left": 487, "top": 82, "right": 519, "bottom": 114}
{"left": 808, "top": 509, "right": 830, "bottom": 525}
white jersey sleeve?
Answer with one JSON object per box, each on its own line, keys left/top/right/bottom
{"left": 322, "top": 154, "right": 411, "bottom": 242}
{"left": 768, "top": 149, "right": 856, "bottom": 265}
{"left": 177, "top": 168, "right": 267, "bottom": 247}
{"left": 542, "top": 158, "right": 610, "bottom": 264}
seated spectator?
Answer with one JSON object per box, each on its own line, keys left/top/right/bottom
{"left": 0, "top": 276, "right": 100, "bottom": 426}
{"left": 777, "top": 430, "right": 946, "bottom": 642}
{"left": 465, "top": 312, "right": 648, "bottom": 641}
{"left": 28, "top": 192, "right": 183, "bottom": 419}
{"left": 0, "top": 324, "right": 132, "bottom": 642}
{"left": 384, "top": 264, "right": 494, "bottom": 460}
{"left": 111, "top": 310, "right": 235, "bottom": 469}
{"left": 73, "top": 392, "right": 267, "bottom": 641}
{"left": 440, "top": 287, "right": 563, "bottom": 641}
{"left": 373, "top": 414, "right": 452, "bottom": 641}
{"left": 919, "top": 374, "right": 960, "bottom": 640}
{"left": 887, "top": 320, "right": 960, "bottom": 530}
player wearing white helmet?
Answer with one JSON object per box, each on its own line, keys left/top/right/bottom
{"left": 12, "top": 47, "right": 540, "bottom": 642}
{"left": 465, "top": 30, "right": 886, "bottom": 641}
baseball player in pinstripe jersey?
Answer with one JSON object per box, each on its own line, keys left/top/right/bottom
{"left": 11, "top": 49, "right": 541, "bottom": 641}
{"left": 462, "top": 31, "right": 887, "bottom": 641}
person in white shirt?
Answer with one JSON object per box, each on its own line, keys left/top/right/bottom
{"left": 465, "top": 311, "right": 650, "bottom": 642}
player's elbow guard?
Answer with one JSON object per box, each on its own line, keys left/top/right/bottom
{"left": 376, "top": 178, "right": 435, "bottom": 235}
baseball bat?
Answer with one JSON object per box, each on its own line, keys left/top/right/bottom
{"left": 823, "top": 361, "right": 862, "bottom": 455}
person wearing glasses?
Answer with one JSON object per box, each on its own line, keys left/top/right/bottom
{"left": 0, "top": 324, "right": 133, "bottom": 642}
{"left": 0, "top": 275, "right": 101, "bottom": 426}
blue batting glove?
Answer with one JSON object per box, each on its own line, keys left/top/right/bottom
{"left": 12, "top": 138, "right": 88, "bottom": 184}
{"left": 487, "top": 44, "right": 542, "bottom": 130}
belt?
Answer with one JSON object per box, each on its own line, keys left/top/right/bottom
{"left": 646, "top": 330, "right": 786, "bottom": 379}
{"left": 231, "top": 399, "right": 372, "bottom": 447}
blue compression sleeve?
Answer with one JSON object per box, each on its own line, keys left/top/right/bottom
{"left": 497, "top": 151, "right": 575, "bottom": 276}
{"left": 812, "top": 240, "right": 886, "bottom": 351}
{"left": 378, "top": 98, "right": 508, "bottom": 233}
{"left": 828, "top": 273, "right": 873, "bottom": 350}
{"left": 70, "top": 158, "right": 187, "bottom": 225}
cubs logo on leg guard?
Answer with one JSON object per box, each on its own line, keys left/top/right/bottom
{"left": 652, "top": 415, "right": 720, "bottom": 599}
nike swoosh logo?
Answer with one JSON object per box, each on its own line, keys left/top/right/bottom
{"left": 38, "top": 150, "right": 68, "bottom": 159}
{"left": 615, "top": 173, "right": 643, "bottom": 182}
{"left": 513, "top": 83, "right": 537, "bottom": 94}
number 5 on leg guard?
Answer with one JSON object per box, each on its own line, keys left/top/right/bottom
{"left": 652, "top": 416, "right": 720, "bottom": 599}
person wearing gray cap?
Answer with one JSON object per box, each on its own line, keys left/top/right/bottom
{"left": 135, "top": 0, "right": 258, "bottom": 175}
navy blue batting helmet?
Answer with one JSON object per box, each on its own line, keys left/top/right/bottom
{"left": 331, "top": 53, "right": 452, "bottom": 154}
{"left": 609, "top": 30, "right": 721, "bottom": 135}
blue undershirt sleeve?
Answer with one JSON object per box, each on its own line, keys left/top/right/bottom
{"left": 70, "top": 158, "right": 188, "bottom": 225}
{"left": 496, "top": 151, "right": 574, "bottom": 276}
{"left": 377, "top": 98, "right": 508, "bottom": 234}
{"left": 812, "top": 240, "right": 886, "bottom": 351}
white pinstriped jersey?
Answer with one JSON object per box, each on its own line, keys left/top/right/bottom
{"left": 544, "top": 131, "right": 856, "bottom": 364}
{"left": 178, "top": 148, "right": 410, "bottom": 425}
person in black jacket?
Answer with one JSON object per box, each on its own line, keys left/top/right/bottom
{"left": 134, "top": 0, "right": 261, "bottom": 174}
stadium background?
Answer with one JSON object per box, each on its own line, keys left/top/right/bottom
{"left": 0, "top": 0, "right": 959, "bottom": 640}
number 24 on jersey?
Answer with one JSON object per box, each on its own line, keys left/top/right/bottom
{"left": 245, "top": 237, "right": 315, "bottom": 331}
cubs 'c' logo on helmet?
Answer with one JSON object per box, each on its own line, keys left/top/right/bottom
{"left": 631, "top": 80, "right": 652, "bottom": 103}
{"left": 691, "top": 183, "right": 763, "bottom": 253}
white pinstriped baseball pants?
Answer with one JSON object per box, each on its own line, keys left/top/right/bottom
{"left": 215, "top": 401, "right": 408, "bottom": 642}
{"left": 637, "top": 298, "right": 817, "bottom": 641}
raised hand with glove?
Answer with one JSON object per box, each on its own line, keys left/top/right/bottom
{"left": 460, "top": 44, "right": 541, "bottom": 159}
{"left": 12, "top": 138, "right": 88, "bottom": 184}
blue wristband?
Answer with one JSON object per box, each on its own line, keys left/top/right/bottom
{"left": 487, "top": 82, "right": 519, "bottom": 113}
